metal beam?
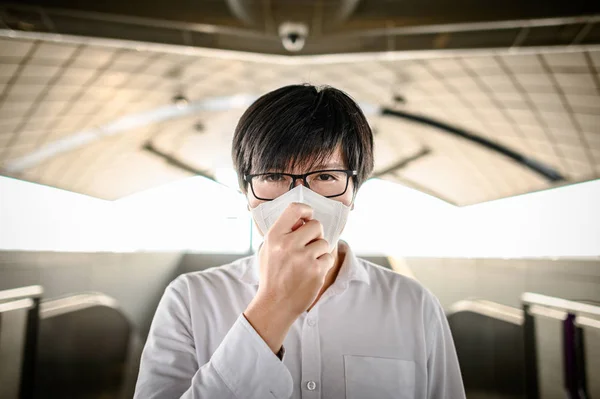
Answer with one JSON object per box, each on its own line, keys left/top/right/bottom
{"left": 381, "top": 108, "right": 565, "bottom": 182}
{"left": 141, "top": 141, "right": 217, "bottom": 183}
{"left": 2, "top": 28, "right": 600, "bottom": 66}
{"left": 0, "top": 3, "right": 598, "bottom": 56}
{"left": 334, "top": 14, "right": 600, "bottom": 39}
{"left": 372, "top": 147, "right": 431, "bottom": 178}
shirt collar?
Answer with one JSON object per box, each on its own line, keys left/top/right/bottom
{"left": 238, "top": 241, "right": 370, "bottom": 287}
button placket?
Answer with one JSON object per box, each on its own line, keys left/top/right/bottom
{"left": 301, "top": 308, "right": 321, "bottom": 398}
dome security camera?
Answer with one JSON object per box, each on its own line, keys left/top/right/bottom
{"left": 278, "top": 22, "right": 309, "bottom": 52}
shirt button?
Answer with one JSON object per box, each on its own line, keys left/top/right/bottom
{"left": 307, "top": 318, "right": 316, "bottom": 327}
{"left": 306, "top": 381, "right": 317, "bottom": 391}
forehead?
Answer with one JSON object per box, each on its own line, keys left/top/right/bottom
{"left": 283, "top": 147, "right": 346, "bottom": 174}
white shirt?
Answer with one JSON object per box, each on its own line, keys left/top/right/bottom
{"left": 134, "top": 241, "right": 465, "bottom": 399}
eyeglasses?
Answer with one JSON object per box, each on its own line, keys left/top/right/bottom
{"left": 244, "top": 169, "right": 357, "bottom": 201}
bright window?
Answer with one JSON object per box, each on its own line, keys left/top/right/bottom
{"left": 1, "top": 175, "right": 598, "bottom": 257}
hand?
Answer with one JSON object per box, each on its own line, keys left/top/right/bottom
{"left": 244, "top": 202, "right": 335, "bottom": 353}
{"left": 258, "top": 202, "right": 334, "bottom": 315}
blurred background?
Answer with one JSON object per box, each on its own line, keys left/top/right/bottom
{"left": 0, "top": 0, "right": 599, "bottom": 398}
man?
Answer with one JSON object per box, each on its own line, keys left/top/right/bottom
{"left": 134, "top": 84, "right": 465, "bottom": 398}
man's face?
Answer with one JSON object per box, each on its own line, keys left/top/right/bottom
{"left": 246, "top": 147, "right": 355, "bottom": 209}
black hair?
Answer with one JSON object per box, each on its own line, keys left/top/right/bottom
{"left": 232, "top": 84, "right": 374, "bottom": 192}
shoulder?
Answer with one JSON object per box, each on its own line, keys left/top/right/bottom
{"left": 358, "top": 257, "right": 442, "bottom": 314}
{"left": 167, "top": 255, "right": 253, "bottom": 299}
{"left": 359, "top": 258, "right": 447, "bottom": 347}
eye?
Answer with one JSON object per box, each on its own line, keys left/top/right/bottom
{"left": 263, "top": 173, "right": 285, "bottom": 182}
{"left": 316, "top": 173, "right": 337, "bottom": 181}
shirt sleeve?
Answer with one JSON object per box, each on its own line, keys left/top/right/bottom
{"left": 425, "top": 296, "right": 466, "bottom": 399}
{"left": 133, "top": 278, "right": 294, "bottom": 399}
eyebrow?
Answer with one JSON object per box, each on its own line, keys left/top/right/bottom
{"left": 311, "top": 163, "right": 346, "bottom": 170}
{"left": 262, "top": 163, "right": 346, "bottom": 174}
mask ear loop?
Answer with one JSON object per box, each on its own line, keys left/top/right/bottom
{"left": 246, "top": 187, "right": 252, "bottom": 211}
{"left": 350, "top": 176, "right": 358, "bottom": 211}
{"left": 243, "top": 180, "right": 252, "bottom": 212}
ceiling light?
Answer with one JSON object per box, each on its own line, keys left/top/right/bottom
{"left": 172, "top": 94, "right": 189, "bottom": 108}
{"left": 393, "top": 94, "right": 406, "bottom": 104}
{"left": 194, "top": 121, "right": 205, "bottom": 133}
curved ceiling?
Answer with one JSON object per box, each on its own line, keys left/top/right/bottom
{"left": 0, "top": 1, "right": 599, "bottom": 206}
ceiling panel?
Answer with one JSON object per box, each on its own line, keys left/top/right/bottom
{"left": 0, "top": 38, "right": 34, "bottom": 57}
{"left": 0, "top": 34, "right": 598, "bottom": 205}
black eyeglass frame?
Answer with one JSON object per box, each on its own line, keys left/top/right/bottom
{"left": 244, "top": 169, "right": 358, "bottom": 201}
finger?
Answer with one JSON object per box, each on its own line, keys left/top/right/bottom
{"left": 291, "top": 219, "right": 324, "bottom": 246}
{"left": 269, "top": 203, "right": 314, "bottom": 236}
{"left": 317, "top": 252, "right": 335, "bottom": 271}
{"left": 290, "top": 218, "right": 305, "bottom": 232}
{"left": 305, "top": 238, "right": 329, "bottom": 259}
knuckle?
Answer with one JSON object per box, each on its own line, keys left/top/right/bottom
{"left": 290, "top": 202, "right": 311, "bottom": 214}
{"left": 310, "top": 220, "right": 323, "bottom": 233}
{"left": 309, "top": 264, "right": 322, "bottom": 278}
{"left": 279, "top": 238, "right": 292, "bottom": 251}
{"left": 306, "top": 219, "right": 318, "bottom": 228}
{"left": 320, "top": 252, "right": 333, "bottom": 263}
{"left": 265, "top": 230, "right": 277, "bottom": 243}
{"left": 311, "top": 219, "right": 323, "bottom": 229}
{"left": 267, "top": 236, "right": 286, "bottom": 252}
{"left": 288, "top": 202, "right": 303, "bottom": 212}
{"left": 270, "top": 243, "right": 283, "bottom": 255}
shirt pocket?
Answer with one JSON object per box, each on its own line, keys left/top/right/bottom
{"left": 344, "top": 355, "right": 415, "bottom": 399}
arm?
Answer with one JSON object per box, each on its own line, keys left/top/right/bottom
{"left": 426, "top": 297, "right": 466, "bottom": 399}
{"left": 133, "top": 279, "right": 293, "bottom": 399}
{"left": 135, "top": 202, "right": 331, "bottom": 399}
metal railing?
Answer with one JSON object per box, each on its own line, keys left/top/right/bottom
{"left": 522, "top": 292, "right": 600, "bottom": 399}
{"left": 0, "top": 285, "right": 43, "bottom": 399}
{"left": 447, "top": 298, "right": 524, "bottom": 325}
{"left": 40, "top": 292, "right": 121, "bottom": 319}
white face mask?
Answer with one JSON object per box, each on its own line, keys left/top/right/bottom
{"left": 250, "top": 185, "right": 351, "bottom": 252}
